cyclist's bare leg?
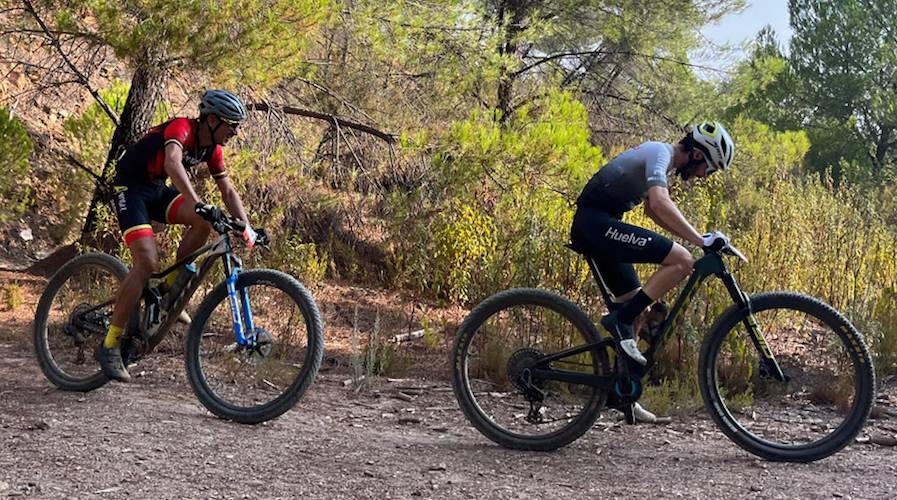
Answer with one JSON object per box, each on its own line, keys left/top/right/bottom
{"left": 109, "top": 237, "right": 160, "bottom": 335}
{"left": 172, "top": 200, "right": 212, "bottom": 260}
{"left": 611, "top": 244, "right": 692, "bottom": 314}
{"left": 641, "top": 243, "right": 693, "bottom": 300}
{"left": 98, "top": 236, "right": 158, "bottom": 381}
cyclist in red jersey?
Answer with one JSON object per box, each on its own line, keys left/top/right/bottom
{"left": 97, "top": 90, "right": 258, "bottom": 381}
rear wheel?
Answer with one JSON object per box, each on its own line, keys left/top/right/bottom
{"left": 699, "top": 292, "right": 875, "bottom": 462}
{"left": 452, "top": 288, "right": 610, "bottom": 451}
{"left": 33, "top": 253, "right": 135, "bottom": 391}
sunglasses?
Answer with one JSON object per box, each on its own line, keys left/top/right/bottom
{"left": 220, "top": 118, "right": 240, "bottom": 134}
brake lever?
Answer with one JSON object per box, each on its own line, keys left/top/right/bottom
{"left": 723, "top": 244, "right": 749, "bottom": 263}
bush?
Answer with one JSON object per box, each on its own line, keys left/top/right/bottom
{"left": 1, "top": 283, "right": 23, "bottom": 311}
{"left": 0, "top": 107, "right": 33, "bottom": 222}
{"left": 389, "top": 90, "right": 603, "bottom": 304}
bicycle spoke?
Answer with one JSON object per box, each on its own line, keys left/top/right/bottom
{"left": 704, "top": 293, "right": 873, "bottom": 461}
{"left": 453, "top": 289, "right": 610, "bottom": 450}
{"left": 195, "top": 282, "right": 311, "bottom": 409}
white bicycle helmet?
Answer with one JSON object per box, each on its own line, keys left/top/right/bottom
{"left": 691, "top": 121, "right": 735, "bottom": 173}
{"left": 199, "top": 90, "right": 247, "bottom": 124}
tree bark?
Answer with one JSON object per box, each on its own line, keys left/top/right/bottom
{"left": 496, "top": 0, "right": 529, "bottom": 124}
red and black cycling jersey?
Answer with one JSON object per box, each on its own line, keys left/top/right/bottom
{"left": 114, "top": 117, "right": 227, "bottom": 185}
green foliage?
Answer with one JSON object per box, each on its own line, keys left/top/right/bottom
{"left": 419, "top": 316, "right": 445, "bottom": 349}
{"left": 0, "top": 108, "right": 32, "bottom": 221}
{"left": 55, "top": 0, "right": 331, "bottom": 84}
{"left": 639, "top": 375, "right": 705, "bottom": 417}
{"left": 390, "top": 91, "right": 603, "bottom": 303}
{"left": 352, "top": 0, "right": 502, "bottom": 97}
{"left": 431, "top": 201, "right": 496, "bottom": 303}
{"left": 786, "top": 0, "right": 897, "bottom": 180}
{"left": 272, "top": 235, "right": 328, "bottom": 284}
{"left": 849, "top": 291, "right": 897, "bottom": 377}
{"left": 1, "top": 283, "right": 23, "bottom": 311}
{"left": 63, "top": 80, "right": 130, "bottom": 167}
{"left": 349, "top": 307, "right": 403, "bottom": 389}
{"left": 722, "top": 27, "right": 803, "bottom": 131}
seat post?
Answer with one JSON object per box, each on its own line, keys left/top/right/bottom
{"left": 564, "top": 242, "right": 619, "bottom": 312}
{"left": 585, "top": 256, "right": 619, "bottom": 311}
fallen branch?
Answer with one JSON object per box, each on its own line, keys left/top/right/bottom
{"left": 247, "top": 102, "right": 395, "bottom": 144}
{"left": 389, "top": 329, "right": 425, "bottom": 343}
{"left": 870, "top": 434, "right": 897, "bottom": 446}
{"left": 394, "top": 392, "right": 416, "bottom": 402}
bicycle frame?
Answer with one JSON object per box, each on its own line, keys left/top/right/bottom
{"left": 143, "top": 232, "right": 257, "bottom": 352}
{"left": 528, "top": 250, "right": 786, "bottom": 391}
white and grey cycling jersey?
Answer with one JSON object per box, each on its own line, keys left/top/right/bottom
{"left": 576, "top": 141, "right": 674, "bottom": 215}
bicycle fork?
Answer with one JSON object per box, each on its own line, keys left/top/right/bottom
{"left": 720, "top": 270, "right": 787, "bottom": 382}
{"left": 224, "top": 257, "right": 256, "bottom": 346}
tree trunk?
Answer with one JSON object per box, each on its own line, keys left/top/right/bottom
{"left": 28, "top": 63, "right": 164, "bottom": 275}
{"left": 871, "top": 126, "right": 893, "bottom": 179}
{"left": 80, "top": 63, "right": 165, "bottom": 240}
{"left": 496, "top": 0, "right": 528, "bottom": 125}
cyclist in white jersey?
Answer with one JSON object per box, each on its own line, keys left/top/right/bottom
{"left": 571, "top": 122, "right": 736, "bottom": 365}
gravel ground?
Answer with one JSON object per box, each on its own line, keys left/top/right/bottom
{"left": 1, "top": 341, "right": 896, "bottom": 499}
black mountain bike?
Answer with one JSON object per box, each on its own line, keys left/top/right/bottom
{"left": 33, "top": 208, "right": 325, "bottom": 424}
{"left": 451, "top": 241, "right": 875, "bottom": 462}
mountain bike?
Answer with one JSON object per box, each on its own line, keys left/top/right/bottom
{"left": 33, "top": 208, "right": 325, "bottom": 424}
{"left": 451, "top": 241, "right": 875, "bottom": 462}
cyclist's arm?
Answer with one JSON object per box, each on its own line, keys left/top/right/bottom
{"left": 643, "top": 201, "right": 676, "bottom": 234}
{"left": 645, "top": 186, "right": 703, "bottom": 247}
{"left": 214, "top": 175, "right": 251, "bottom": 226}
{"left": 163, "top": 143, "right": 202, "bottom": 207}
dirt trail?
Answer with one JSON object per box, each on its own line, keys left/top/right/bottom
{"left": 1, "top": 341, "right": 896, "bottom": 500}
{"left": 1, "top": 269, "right": 897, "bottom": 499}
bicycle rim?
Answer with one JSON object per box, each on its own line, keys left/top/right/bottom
{"left": 454, "top": 289, "right": 608, "bottom": 449}
{"left": 191, "top": 275, "right": 320, "bottom": 418}
{"left": 702, "top": 293, "right": 874, "bottom": 461}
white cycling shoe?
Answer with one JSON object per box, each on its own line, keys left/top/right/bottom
{"left": 619, "top": 338, "right": 647, "bottom": 365}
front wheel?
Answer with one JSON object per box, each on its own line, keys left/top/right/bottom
{"left": 185, "top": 269, "right": 324, "bottom": 424}
{"left": 452, "top": 288, "right": 610, "bottom": 451}
{"left": 699, "top": 292, "right": 875, "bottom": 462}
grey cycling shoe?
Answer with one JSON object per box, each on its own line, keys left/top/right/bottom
{"left": 600, "top": 313, "right": 647, "bottom": 365}
{"left": 95, "top": 343, "right": 131, "bottom": 382}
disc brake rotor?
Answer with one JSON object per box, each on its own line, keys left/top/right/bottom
{"left": 243, "top": 327, "right": 273, "bottom": 365}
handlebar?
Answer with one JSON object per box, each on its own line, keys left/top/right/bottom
{"left": 704, "top": 242, "right": 748, "bottom": 263}
{"left": 722, "top": 244, "right": 748, "bottom": 263}
{"left": 195, "top": 204, "right": 270, "bottom": 248}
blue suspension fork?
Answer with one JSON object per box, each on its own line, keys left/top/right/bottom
{"left": 223, "top": 254, "right": 257, "bottom": 346}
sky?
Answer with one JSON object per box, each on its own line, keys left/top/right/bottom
{"left": 694, "top": 0, "right": 794, "bottom": 73}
